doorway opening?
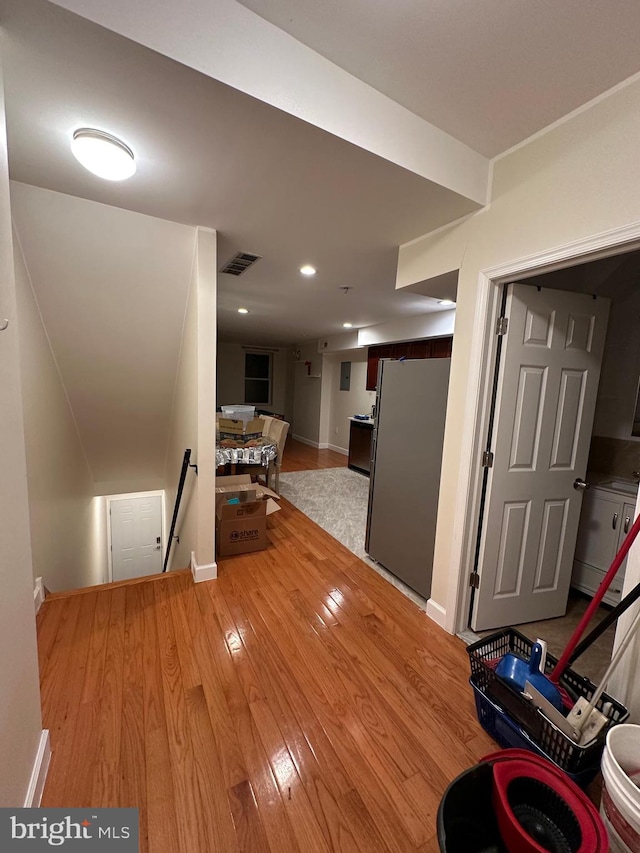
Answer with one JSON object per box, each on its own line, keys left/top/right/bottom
{"left": 452, "top": 230, "right": 640, "bottom": 688}
{"left": 106, "top": 490, "right": 166, "bottom": 583}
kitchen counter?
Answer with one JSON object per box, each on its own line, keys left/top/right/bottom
{"left": 586, "top": 471, "right": 639, "bottom": 499}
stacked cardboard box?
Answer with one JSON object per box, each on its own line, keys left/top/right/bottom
{"left": 217, "top": 417, "right": 265, "bottom": 441}
{"left": 215, "top": 474, "right": 280, "bottom": 556}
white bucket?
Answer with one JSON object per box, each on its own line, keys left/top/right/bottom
{"left": 601, "top": 723, "right": 640, "bottom": 853}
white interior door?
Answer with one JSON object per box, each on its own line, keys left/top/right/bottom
{"left": 110, "top": 495, "right": 163, "bottom": 582}
{"left": 471, "top": 283, "right": 610, "bottom": 631}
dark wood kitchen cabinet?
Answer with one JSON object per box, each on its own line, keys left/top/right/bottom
{"left": 365, "top": 336, "right": 452, "bottom": 390}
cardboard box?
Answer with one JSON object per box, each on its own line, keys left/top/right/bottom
{"left": 215, "top": 474, "right": 280, "bottom": 557}
{"left": 218, "top": 417, "right": 265, "bottom": 441}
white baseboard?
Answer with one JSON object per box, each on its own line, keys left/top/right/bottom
{"left": 34, "top": 577, "right": 45, "bottom": 614}
{"left": 190, "top": 552, "right": 217, "bottom": 583}
{"left": 426, "top": 598, "right": 448, "bottom": 630}
{"left": 24, "top": 730, "right": 51, "bottom": 807}
{"left": 291, "top": 433, "right": 320, "bottom": 448}
{"left": 292, "top": 435, "right": 348, "bottom": 455}
{"left": 327, "top": 443, "right": 348, "bottom": 455}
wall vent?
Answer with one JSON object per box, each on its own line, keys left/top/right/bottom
{"left": 220, "top": 252, "right": 262, "bottom": 276}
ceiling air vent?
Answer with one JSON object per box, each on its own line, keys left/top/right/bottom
{"left": 220, "top": 252, "right": 262, "bottom": 276}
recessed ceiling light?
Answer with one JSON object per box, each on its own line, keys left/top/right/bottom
{"left": 237, "top": 307, "right": 249, "bottom": 314}
{"left": 342, "top": 322, "right": 353, "bottom": 328}
{"left": 438, "top": 299, "right": 455, "bottom": 306}
{"left": 71, "top": 128, "right": 136, "bottom": 181}
{"left": 300, "top": 265, "right": 316, "bottom": 276}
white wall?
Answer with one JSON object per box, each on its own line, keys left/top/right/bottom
{"left": 0, "top": 55, "right": 44, "bottom": 806}
{"left": 318, "top": 357, "right": 333, "bottom": 449}
{"left": 217, "top": 342, "right": 291, "bottom": 420}
{"left": 357, "top": 310, "right": 455, "bottom": 347}
{"left": 195, "top": 228, "right": 217, "bottom": 568}
{"left": 317, "top": 330, "right": 360, "bottom": 353}
{"left": 397, "top": 75, "right": 640, "bottom": 628}
{"left": 315, "top": 313, "right": 456, "bottom": 354}
{"left": 164, "top": 227, "right": 217, "bottom": 572}
{"left": 13, "top": 231, "right": 98, "bottom": 592}
{"left": 592, "top": 285, "right": 640, "bottom": 440}
{"left": 325, "top": 352, "right": 375, "bottom": 453}
{"left": 292, "top": 343, "right": 323, "bottom": 445}
{"left": 164, "top": 237, "right": 199, "bottom": 571}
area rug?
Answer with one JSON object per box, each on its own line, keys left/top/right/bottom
{"left": 278, "top": 467, "right": 370, "bottom": 560}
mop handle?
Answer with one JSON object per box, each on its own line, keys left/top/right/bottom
{"left": 581, "top": 603, "right": 640, "bottom": 720}
{"left": 550, "top": 511, "right": 640, "bottom": 684}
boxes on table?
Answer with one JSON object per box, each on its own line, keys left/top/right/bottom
{"left": 215, "top": 474, "right": 280, "bottom": 557}
{"left": 218, "top": 406, "right": 263, "bottom": 441}
{"left": 218, "top": 417, "right": 264, "bottom": 441}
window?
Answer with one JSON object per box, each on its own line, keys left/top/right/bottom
{"left": 244, "top": 352, "right": 272, "bottom": 405}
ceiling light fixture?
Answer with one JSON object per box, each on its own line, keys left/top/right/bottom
{"left": 71, "top": 128, "right": 136, "bottom": 181}
{"left": 342, "top": 322, "right": 353, "bottom": 328}
{"left": 438, "top": 299, "right": 455, "bottom": 306}
{"left": 300, "top": 265, "right": 316, "bottom": 276}
{"left": 237, "top": 307, "right": 249, "bottom": 314}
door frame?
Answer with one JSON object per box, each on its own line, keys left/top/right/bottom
{"left": 105, "top": 490, "right": 166, "bottom": 583}
{"left": 445, "top": 220, "right": 640, "bottom": 647}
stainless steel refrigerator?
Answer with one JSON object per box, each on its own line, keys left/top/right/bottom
{"left": 365, "top": 357, "right": 451, "bottom": 599}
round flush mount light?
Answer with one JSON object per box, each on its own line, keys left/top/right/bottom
{"left": 342, "top": 322, "right": 353, "bottom": 328}
{"left": 71, "top": 128, "right": 136, "bottom": 181}
{"left": 237, "top": 307, "right": 249, "bottom": 314}
{"left": 299, "top": 264, "right": 316, "bottom": 276}
{"left": 438, "top": 299, "right": 455, "bottom": 306}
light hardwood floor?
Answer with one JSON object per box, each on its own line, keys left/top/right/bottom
{"left": 280, "top": 437, "right": 348, "bottom": 473}
{"left": 37, "top": 459, "right": 496, "bottom": 852}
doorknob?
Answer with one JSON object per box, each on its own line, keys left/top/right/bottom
{"left": 573, "top": 478, "right": 590, "bottom": 491}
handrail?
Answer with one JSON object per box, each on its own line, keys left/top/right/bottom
{"left": 163, "top": 448, "right": 198, "bottom": 573}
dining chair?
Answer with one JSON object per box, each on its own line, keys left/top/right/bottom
{"left": 263, "top": 418, "right": 290, "bottom": 493}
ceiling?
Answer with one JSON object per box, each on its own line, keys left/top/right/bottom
{"left": 237, "top": 0, "right": 640, "bottom": 158}
{"left": 5, "top": 0, "right": 640, "bottom": 347}
{"left": 3, "top": 0, "right": 640, "bottom": 485}
{"left": 1, "top": 0, "right": 476, "bottom": 349}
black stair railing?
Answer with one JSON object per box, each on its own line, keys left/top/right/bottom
{"left": 163, "top": 448, "right": 198, "bottom": 573}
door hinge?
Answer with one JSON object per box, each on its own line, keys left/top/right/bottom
{"left": 482, "top": 450, "right": 494, "bottom": 468}
{"left": 469, "top": 572, "right": 480, "bottom": 589}
{"left": 496, "top": 316, "right": 508, "bottom": 335}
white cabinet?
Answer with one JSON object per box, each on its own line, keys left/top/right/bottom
{"left": 572, "top": 486, "right": 636, "bottom": 605}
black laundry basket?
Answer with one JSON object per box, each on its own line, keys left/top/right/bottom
{"left": 466, "top": 628, "right": 628, "bottom": 785}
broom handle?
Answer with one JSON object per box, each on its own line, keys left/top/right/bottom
{"left": 550, "top": 511, "right": 640, "bottom": 684}
{"left": 568, "top": 578, "right": 640, "bottom": 667}
{"left": 577, "top": 603, "right": 640, "bottom": 728}
{"left": 590, "top": 604, "right": 640, "bottom": 708}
